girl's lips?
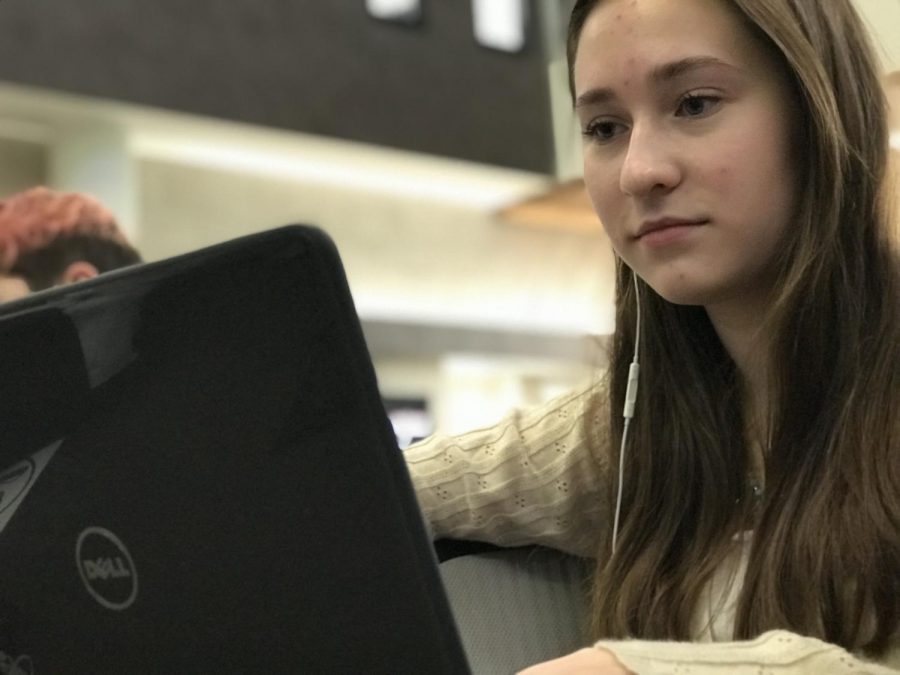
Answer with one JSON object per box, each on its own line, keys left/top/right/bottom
{"left": 637, "top": 220, "right": 707, "bottom": 248}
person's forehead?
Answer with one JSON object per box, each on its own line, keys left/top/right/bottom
{"left": 573, "top": 0, "right": 755, "bottom": 91}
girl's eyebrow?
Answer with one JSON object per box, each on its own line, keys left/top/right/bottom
{"left": 653, "top": 55, "right": 737, "bottom": 83}
{"left": 575, "top": 56, "right": 739, "bottom": 109}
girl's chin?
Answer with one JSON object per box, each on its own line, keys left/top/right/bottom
{"left": 641, "top": 278, "right": 722, "bottom": 307}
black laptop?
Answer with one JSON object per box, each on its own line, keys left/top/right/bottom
{"left": 0, "top": 225, "right": 470, "bottom": 674}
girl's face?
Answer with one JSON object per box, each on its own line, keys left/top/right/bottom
{"left": 574, "top": 0, "right": 798, "bottom": 308}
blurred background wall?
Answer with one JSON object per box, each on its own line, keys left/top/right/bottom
{"left": 0, "top": 0, "right": 896, "bottom": 442}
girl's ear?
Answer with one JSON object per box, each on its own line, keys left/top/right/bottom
{"left": 60, "top": 260, "right": 100, "bottom": 285}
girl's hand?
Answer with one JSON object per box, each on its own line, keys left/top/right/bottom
{"left": 517, "top": 647, "right": 634, "bottom": 674}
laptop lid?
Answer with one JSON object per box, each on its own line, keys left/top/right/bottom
{"left": 0, "top": 225, "right": 470, "bottom": 674}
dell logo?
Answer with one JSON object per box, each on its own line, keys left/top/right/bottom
{"left": 76, "top": 527, "right": 138, "bottom": 611}
{"left": 82, "top": 557, "right": 132, "bottom": 581}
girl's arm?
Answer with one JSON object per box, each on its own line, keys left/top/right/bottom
{"left": 592, "top": 630, "right": 900, "bottom": 674}
{"left": 405, "top": 381, "right": 611, "bottom": 557}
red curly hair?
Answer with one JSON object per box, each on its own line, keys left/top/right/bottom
{"left": 0, "top": 186, "right": 130, "bottom": 272}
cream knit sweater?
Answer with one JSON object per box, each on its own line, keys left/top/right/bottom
{"left": 405, "top": 383, "right": 900, "bottom": 674}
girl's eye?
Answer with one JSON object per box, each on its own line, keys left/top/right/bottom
{"left": 582, "top": 120, "right": 627, "bottom": 143}
{"left": 675, "top": 94, "right": 721, "bottom": 118}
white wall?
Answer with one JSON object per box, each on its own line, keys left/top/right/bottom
{"left": 137, "top": 159, "right": 615, "bottom": 337}
{"left": 0, "top": 139, "right": 45, "bottom": 197}
{"left": 854, "top": 0, "right": 900, "bottom": 73}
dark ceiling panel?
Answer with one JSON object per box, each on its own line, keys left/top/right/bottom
{"left": 0, "top": 0, "right": 555, "bottom": 173}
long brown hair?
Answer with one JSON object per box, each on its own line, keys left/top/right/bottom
{"left": 569, "top": 0, "right": 900, "bottom": 655}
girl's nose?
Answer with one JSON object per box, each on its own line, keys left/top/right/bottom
{"left": 619, "top": 124, "right": 682, "bottom": 198}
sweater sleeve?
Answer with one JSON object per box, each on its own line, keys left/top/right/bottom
{"left": 595, "top": 630, "right": 900, "bottom": 674}
{"left": 404, "top": 380, "right": 612, "bottom": 558}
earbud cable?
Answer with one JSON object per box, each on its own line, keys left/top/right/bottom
{"left": 612, "top": 272, "right": 641, "bottom": 554}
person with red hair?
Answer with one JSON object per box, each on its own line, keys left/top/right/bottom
{"left": 0, "top": 186, "right": 141, "bottom": 302}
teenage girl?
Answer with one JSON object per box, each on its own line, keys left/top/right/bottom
{"left": 406, "top": 0, "right": 899, "bottom": 672}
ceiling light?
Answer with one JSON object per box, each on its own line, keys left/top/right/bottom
{"left": 365, "top": 0, "right": 422, "bottom": 24}
{"left": 472, "top": 0, "right": 528, "bottom": 53}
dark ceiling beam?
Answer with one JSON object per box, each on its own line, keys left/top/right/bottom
{"left": 0, "top": 0, "right": 556, "bottom": 173}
